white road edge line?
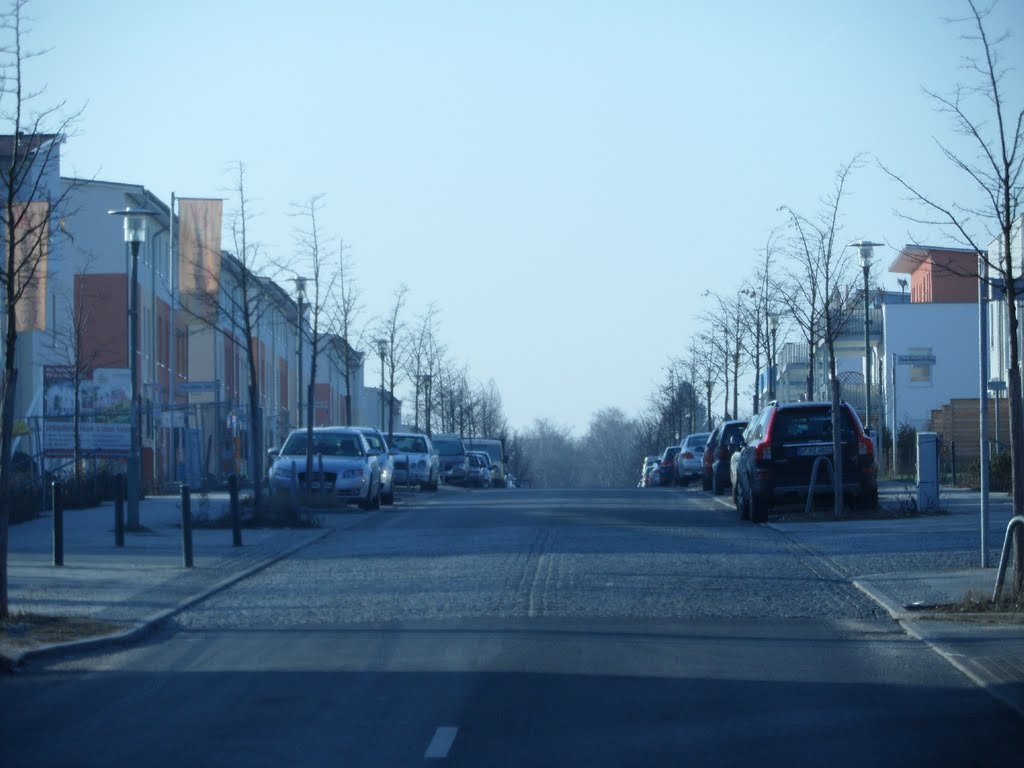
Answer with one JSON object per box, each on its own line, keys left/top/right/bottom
{"left": 424, "top": 726, "right": 459, "bottom": 759}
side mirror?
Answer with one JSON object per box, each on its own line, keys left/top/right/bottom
{"left": 267, "top": 447, "right": 280, "bottom": 458}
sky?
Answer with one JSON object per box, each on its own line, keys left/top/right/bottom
{"left": 23, "top": 0, "right": 1024, "bottom": 436}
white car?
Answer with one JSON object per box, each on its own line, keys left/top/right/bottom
{"left": 675, "top": 432, "right": 711, "bottom": 486}
{"left": 388, "top": 432, "right": 440, "bottom": 491}
{"left": 355, "top": 426, "right": 395, "bottom": 505}
{"left": 466, "top": 450, "right": 493, "bottom": 488}
{"left": 268, "top": 427, "right": 382, "bottom": 509}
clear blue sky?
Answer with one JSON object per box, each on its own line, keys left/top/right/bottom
{"left": 27, "top": 0, "right": 1024, "bottom": 435}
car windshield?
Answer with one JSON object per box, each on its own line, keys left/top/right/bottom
{"left": 361, "top": 432, "right": 386, "bottom": 452}
{"left": 686, "top": 434, "right": 710, "bottom": 449}
{"left": 280, "top": 432, "right": 364, "bottom": 457}
{"left": 390, "top": 435, "right": 428, "bottom": 453}
{"left": 433, "top": 439, "right": 464, "bottom": 456}
{"left": 773, "top": 408, "right": 855, "bottom": 443}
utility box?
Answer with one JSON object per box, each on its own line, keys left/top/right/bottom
{"left": 917, "top": 431, "right": 940, "bottom": 513}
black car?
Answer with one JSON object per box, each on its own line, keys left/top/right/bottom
{"left": 733, "top": 401, "right": 877, "bottom": 523}
{"left": 658, "top": 445, "right": 682, "bottom": 487}
{"left": 702, "top": 419, "right": 749, "bottom": 495}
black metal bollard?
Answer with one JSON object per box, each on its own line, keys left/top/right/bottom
{"left": 181, "top": 484, "right": 194, "bottom": 568}
{"left": 52, "top": 482, "right": 64, "bottom": 567}
{"left": 229, "top": 473, "right": 242, "bottom": 547}
{"left": 114, "top": 473, "right": 125, "bottom": 547}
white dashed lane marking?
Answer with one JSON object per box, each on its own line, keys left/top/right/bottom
{"left": 424, "top": 726, "right": 459, "bottom": 759}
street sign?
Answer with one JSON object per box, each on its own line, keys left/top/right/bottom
{"left": 988, "top": 379, "right": 1007, "bottom": 392}
{"left": 177, "top": 380, "right": 219, "bottom": 393}
{"left": 895, "top": 354, "right": 936, "bottom": 365}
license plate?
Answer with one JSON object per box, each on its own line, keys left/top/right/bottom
{"left": 796, "top": 445, "right": 832, "bottom": 456}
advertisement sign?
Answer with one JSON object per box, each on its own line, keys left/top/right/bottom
{"left": 43, "top": 366, "right": 132, "bottom": 457}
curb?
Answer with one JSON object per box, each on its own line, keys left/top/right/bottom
{"left": 854, "top": 578, "right": 1024, "bottom": 720}
{"left": 3, "top": 526, "right": 332, "bottom": 671}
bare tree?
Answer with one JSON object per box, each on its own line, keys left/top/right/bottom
{"left": 178, "top": 162, "right": 280, "bottom": 514}
{"left": 689, "top": 335, "right": 719, "bottom": 432}
{"left": 579, "top": 407, "right": 638, "bottom": 487}
{"left": 879, "top": 0, "right": 1023, "bottom": 591}
{"left": 740, "top": 232, "right": 780, "bottom": 413}
{"left": 376, "top": 284, "right": 408, "bottom": 441}
{"left": 777, "top": 210, "right": 826, "bottom": 404}
{"left": 328, "top": 237, "right": 363, "bottom": 426}
{"left": 53, "top": 255, "right": 108, "bottom": 482}
{"left": 0, "top": 0, "right": 83, "bottom": 617}
{"left": 475, "top": 378, "right": 508, "bottom": 439}
{"left": 290, "top": 194, "right": 336, "bottom": 491}
{"left": 703, "top": 291, "right": 750, "bottom": 419}
{"left": 780, "top": 157, "right": 864, "bottom": 515}
{"left": 404, "top": 303, "right": 439, "bottom": 431}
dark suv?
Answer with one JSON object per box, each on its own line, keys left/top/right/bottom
{"left": 702, "top": 420, "right": 749, "bottom": 495}
{"left": 733, "top": 401, "right": 877, "bottom": 523}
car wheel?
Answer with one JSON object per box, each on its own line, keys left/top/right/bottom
{"left": 737, "top": 483, "right": 750, "bottom": 521}
{"left": 702, "top": 470, "right": 711, "bottom": 491}
{"left": 856, "top": 486, "right": 878, "bottom": 511}
{"left": 712, "top": 471, "right": 722, "bottom": 496}
{"left": 382, "top": 487, "right": 394, "bottom": 506}
{"left": 749, "top": 490, "right": 769, "bottom": 523}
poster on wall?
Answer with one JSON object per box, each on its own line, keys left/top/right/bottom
{"left": 43, "top": 366, "right": 132, "bottom": 457}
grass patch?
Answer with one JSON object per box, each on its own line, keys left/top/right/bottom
{"left": 0, "top": 612, "right": 127, "bottom": 654}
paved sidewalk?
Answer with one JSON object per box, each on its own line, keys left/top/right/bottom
{"left": 769, "top": 480, "right": 1024, "bottom": 718}
{"left": 1, "top": 492, "right": 333, "bottom": 668}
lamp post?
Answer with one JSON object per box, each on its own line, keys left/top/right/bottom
{"left": 376, "top": 339, "right": 387, "bottom": 431}
{"left": 767, "top": 312, "right": 779, "bottom": 402}
{"left": 854, "top": 241, "right": 882, "bottom": 437}
{"left": 108, "top": 206, "right": 159, "bottom": 529}
{"left": 294, "top": 277, "right": 307, "bottom": 428}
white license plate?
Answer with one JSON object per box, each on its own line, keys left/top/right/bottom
{"left": 796, "top": 445, "right": 832, "bottom": 456}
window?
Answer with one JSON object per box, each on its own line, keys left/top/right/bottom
{"left": 909, "top": 346, "right": 933, "bottom": 384}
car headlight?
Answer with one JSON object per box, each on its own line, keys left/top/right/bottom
{"left": 342, "top": 467, "right": 365, "bottom": 479}
{"left": 417, "top": 459, "right": 426, "bottom": 469}
{"left": 271, "top": 463, "right": 293, "bottom": 479}
{"left": 381, "top": 468, "right": 390, "bottom": 481}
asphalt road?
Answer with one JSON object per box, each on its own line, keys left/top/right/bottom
{"left": 3, "top": 487, "right": 1023, "bottom": 767}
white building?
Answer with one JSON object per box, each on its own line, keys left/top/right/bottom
{"left": 881, "top": 301, "right": 980, "bottom": 432}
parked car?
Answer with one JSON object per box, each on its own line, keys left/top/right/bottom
{"left": 657, "top": 445, "right": 682, "bottom": 486}
{"left": 640, "top": 455, "right": 661, "bottom": 487}
{"left": 267, "top": 427, "right": 382, "bottom": 510}
{"left": 465, "top": 437, "right": 505, "bottom": 488}
{"left": 354, "top": 426, "right": 395, "bottom": 505}
{"left": 675, "top": 432, "right": 711, "bottom": 485}
{"left": 702, "top": 420, "right": 749, "bottom": 495}
{"left": 466, "top": 450, "right": 494, "bottom": 488}
{"left": 387, "top": 432, "right": 440, "bottom": 490}
{"left": 431, "top": 433, "right": 469, "bottom": 485}
{"left": 733, "top": 400, "right": 878, "bottom": 523}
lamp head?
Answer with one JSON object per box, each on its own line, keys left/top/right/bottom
{"left": 108, "top": 206, "right": 159, "bottom": 245}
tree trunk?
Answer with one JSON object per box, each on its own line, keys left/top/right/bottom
{"left": 1003, "top": 257, "right": 1023, "bottom": 594}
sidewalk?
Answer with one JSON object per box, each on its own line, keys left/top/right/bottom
{"left": 1, "top": 492, "right": 333, "bottom": 669}
{"left": 769, "top": 479, "right": 1024, "bottom": 719}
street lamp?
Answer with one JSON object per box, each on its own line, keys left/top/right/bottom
{"left": 294, "top": 277, "right": 307, "bottom": 428}
{"left": 108, "top": 206, "right": 160, "bottom": 529}
{"left": 854, "top": 241, "right": 882, "bottom": 437}
{"left": 767, "top": 312, "right": 779, "bottom": 402}
{"left": 376, "top": 338, "right": 387, "bottom": 431}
